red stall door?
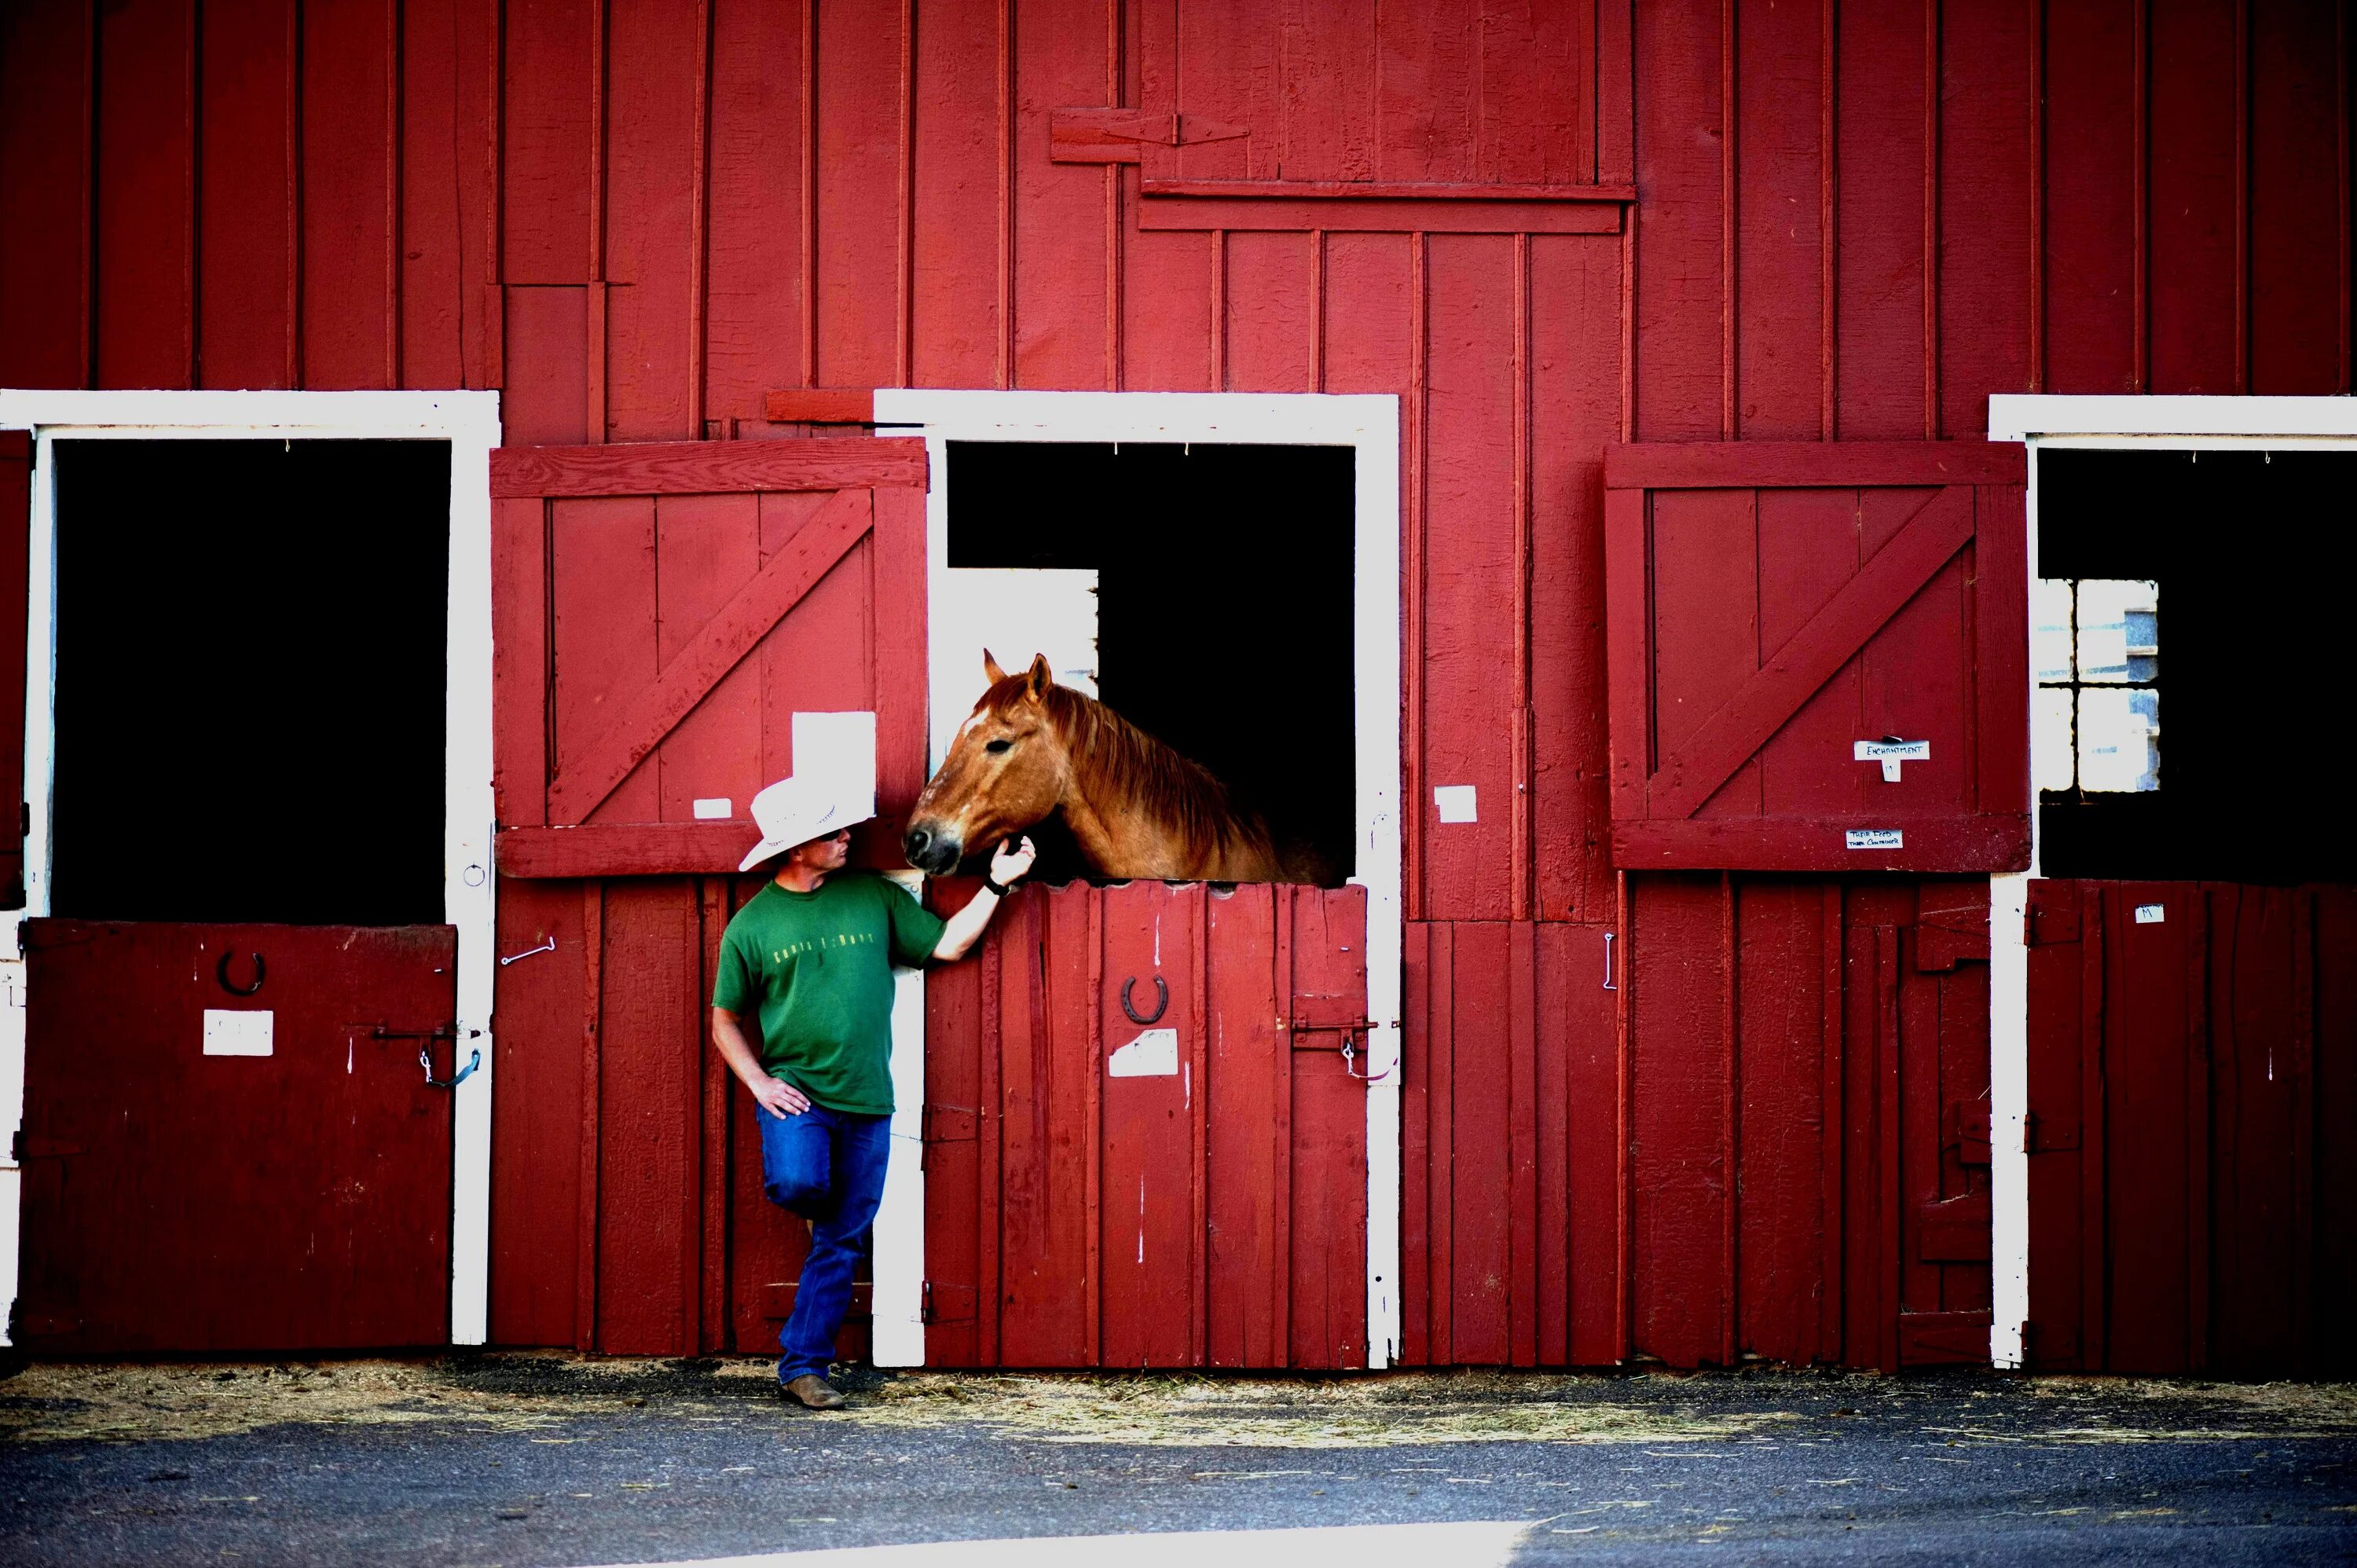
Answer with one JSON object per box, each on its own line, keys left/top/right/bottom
{"left": 922, "top": 880, "right": 1370, "bottom": 1370}
{"left": 14, "top": 922, "right": 460, "bottom": 1353}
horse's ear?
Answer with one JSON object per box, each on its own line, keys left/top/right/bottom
{"left": 1025, "top": 654, "right": 1053, "bottom": 697}
{"left": 982, "top": 649, "right": 1007, "bottom": 684}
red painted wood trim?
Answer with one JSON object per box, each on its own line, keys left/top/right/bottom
{"left": 577, "top": 883, "right": 603, "bottom": 1352}
{"left": 489, "top": 437, "right": 925, "bottom": 496}
{"left": 1139, "top": 193, "right": 1624, "bottom": 236}
{"left": 1610, "top": 815, "right": 2031, "bottom": 874}
{"left": 761, "top": 388, "right": 879, "bottom": 423}
{"left": 1047, "top": 108, "right": 1172, "bottom": 163}
{"left": 1645, "top": 488, "right": 1974, "bottom": 820}
{"left": 1972, "top": 484, "right": 2031, "bottom": 815}
{"left": 1143, "top": 179, "right": 1638, "bottom": 203}
{"left": 546, "top": 488, "right": 873, "bottom": 822}
{"left": 1603, "top": 441, "right": 2025, "bottom": 489}
{"left": 498, "top": 822, "right": 755, "bottom": 878}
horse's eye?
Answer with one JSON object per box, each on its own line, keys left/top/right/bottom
{"left": 984, "top": 738, "right": 1012, "bottom": 754}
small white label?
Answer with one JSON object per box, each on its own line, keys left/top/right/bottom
{"left": 203, "top": 1009, "right": 273, "bottom": 1057}
{"left": 1433, "top": 785, "right": 1479, "bottom": 824}
{"left": 1107, "top": 1028, "right": 1178, "bottom": 1078}
{"left": 691, "top": 797, "right": 734, "bottom": 819}
{"left": 1853, "top": 739, "right": 1931, "bottom": 761}
{"left": 2134, "top": 903, "right": 2165, "bottom": 924}
{"left": 1846, "top": 828, "right": 1904, "bottom": 850}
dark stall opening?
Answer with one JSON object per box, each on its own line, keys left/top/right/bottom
{"left": 2036, "top": 447, "right": 2356, "bottom": 881}
{"left": 948, "top": 441, "right": 1357, "bottom": 885}
{"left": 49, "top": 439, "right": 450, "bottom": 924}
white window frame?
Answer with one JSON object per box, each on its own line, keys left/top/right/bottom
{"left": 868, "top": 389, "right": 1405, "bottom": 1368}
{"left": 1984, "top": 394, "right": 2357, "bottom": 1369}
{"left": 0, "top": 388, "right": 501, "bottom": 1347}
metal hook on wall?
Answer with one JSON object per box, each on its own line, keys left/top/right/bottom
{"left": 422, "top": 1046, "right": 481, "bottom": 1090}
{"left": 217, "top": 951, "right": 266, "bottom": 997}
{"left": 1120, "top": 975, "right": 1169, "bottom": 1026}
{"left": 1601, "top": 930, "right": 1617, "bottom": 991}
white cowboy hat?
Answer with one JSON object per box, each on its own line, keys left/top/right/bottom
{"left": 738, "top": 773, "right": 876, "bottom": 873}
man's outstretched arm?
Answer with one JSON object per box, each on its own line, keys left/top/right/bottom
{"left": 931, "top": 836, "right": 1038, "bottom": 961}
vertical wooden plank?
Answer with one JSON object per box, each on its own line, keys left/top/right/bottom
{"left": 2078, "top": 885, "right": 2107, "bottom": 1368}
{"left": 1424, "top": 922, "right": 1455, "bottom": 1359}
{"left": 703, "top": 0, "right": 806, "bottom": 420}
{"left": 1009, "top": 0, "right": 1109, "bottom": 387}
{"left": 2246, "top": 0, "right": 2346, "bottom": 392}
{"left": 1648, "top": 489, "right": 1760, "bottom": 821}
{"left": 489, "top": 879, "right": 588, "bottom": 1347}
{"left": 492, "top": 497, "right": 551, "bottom": 829}
{"left": 652, "top": 493, "right": 763, "bottom": 822}
{"left": 1735, "top": 880, "right": 1829, "bottom": 1365}
{"left": 1421, "top": 235, "right": 1519, "bottom": 920}
{"left": 908, "top": 0, "right": 1006, "bottom": 388}
{"left": 1632, "top": 0, "right": 1725, "bottom": 439}
{"left": 0, "top": 437, "right": 27, "bottom": 901}
{"left": 2040, "top": 0, "right": 2139, "bottom": 395}
{"left": 1937, "top": 0, "right": 2038, "bottom": 435}
{"left": 2147, "top": 0, "right": 2241, "bottom": 391}
{"left": 302, "top": 0, "right": 400, "bottom": 388}
{"left": 1875, "top": 923, "right": 1902, "bottom": 1372}
{"left": 1098, "top": 883, "right": 1199, "bottom": 1368}
{"left": 1207, "top": 885, "right": 1282, "bottom": 1367}
{"left": 1817, "top": 885, "right": 1845, "bottom": 1363}
{"left": 593, "top": 881, "right": 702, "bottom": 1353}
{"left": 2310, "top": 886, "right": 2357, "bottom": 1380}
{"left": 1832, "top": 0, "right": 1926, "bottom": 435}
{"left": 577, "top": 882, "right": 605, "bottom": 1351}
{"left": 1530, "top": 233, "right": 1624, "bottom": 924}
{"left": 977, "top": 895, "right": 1004, "bottom": 1366}
{"left": 549, "top": 496, "right": 662, "bottom": 826}
{"left": 399, "top": 0, "right": 499, "bottom": 390}
{"left": 1508, "top": 921, "right": 1539, "bottom": 1365}
{"left": 995, "top": 885, "right": 1094, "bottom": 1365}
{"left": 756, "top": 490, "right": 874, "bottom": 787}
{"left": 1974, "top": 484, "right": 2031, "bottom": 820}
{"left": 196, "top": 0, "right": 297, "bottom": 389}
{"left": 501, "top": 286, "right": 592, "bottom": 445}
{"left": 1398, "top": 921, "right": 1432, "bottom": 1363}
{"left": 2106, "top": 880, "right": 2194, "bottom": 1372}
{"left": 698, "top": 878, "right": 729, "bottom": 1353}
{"left": 603, "top": 0, "right": 705, "bottom": 439}
{"left": 1442, "top": 921, "right": 1512, "bottom": 1364}
{"left": 1552, "top": 922, "right": 1621, "bottom": 1366}
{"left": 1754, "top": 487, "right": 1865, "bottom": 822}
{"left": 1629, "top": 874, "right": 1731, "bottom": 1366}
{"left": 917, "top": 882, "right": 984, "bottom": 1365}
{"left": 0, "top": 0, "right": 94, "bottom": 387}
{"left": 93, "top": 0, "right": 196, "bottom": 388}
{"left": 1735, "top": 0, "right": 1825, "bottom": 439}
{"left": 1222, "top": 232, "right": 1316, "bottom": 393}
{"left": 1288, "top": 884, "right": 1369, "bottom": 1373}
{"left": 2183, "top": 886, "right": 2212, "bottom": 1373}
{"left": 503, "top": 0, "right": 595, "bottom": 284}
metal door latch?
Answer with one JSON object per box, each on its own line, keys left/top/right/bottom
{"left": 368, "top": 1024, "right": 478, "bottom": 1090}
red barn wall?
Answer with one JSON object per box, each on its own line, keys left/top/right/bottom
{"left": 2, "top": 0, "right": 2350, "bottom": 1365}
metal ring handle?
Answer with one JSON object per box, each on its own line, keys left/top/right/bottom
{"left": 217, "top": 951, "right": 266, "bottom": 997}
{"left": 1120, "top": 975, "right": 1168, "bottom": 1026}
{"left": 422, "top": 1046, "right": 481, "bottom": 1090}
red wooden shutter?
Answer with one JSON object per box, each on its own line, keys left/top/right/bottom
{"left": 1604, "top": 441, "right": 2028, "bottom": 873}
{"left": 489, "top": 437, "right": 928, "bottom": 875}
{"left": 2, "top": 430, "right": 27, "bottom": 905}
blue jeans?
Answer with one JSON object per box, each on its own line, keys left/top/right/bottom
{"left": 758, "top": 1101, "right": 892, "bottom": 1384}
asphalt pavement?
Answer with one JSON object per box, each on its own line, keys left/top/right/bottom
{"left": 3, "top": 1356, "right": 2353, "bottom": 1566}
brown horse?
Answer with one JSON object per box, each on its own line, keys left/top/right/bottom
{"left": 904, "top": 652, "right": 1288, "bottom": 882}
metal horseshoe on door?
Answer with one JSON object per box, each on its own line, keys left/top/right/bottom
{"left": 1120, "top": 975, "right": 1168, "bottom": 1025}
{"left": 217, "top": 951, "right": 266, "bottom": 996}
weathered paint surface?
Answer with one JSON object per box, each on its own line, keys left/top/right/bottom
{"left": 2, "top": 0, "right": 2352, "bottom": 1365}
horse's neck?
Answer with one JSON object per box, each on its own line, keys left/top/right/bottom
{"left": 1055, "top": 699, "right": 1261, "bottom": 878}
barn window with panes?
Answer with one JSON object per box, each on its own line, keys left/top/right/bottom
{"left": 2032, "top": 578, "right": 2159, "bottom": 795}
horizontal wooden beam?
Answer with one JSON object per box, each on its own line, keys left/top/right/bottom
{"left": 495, "top": 820, "right": 917, "bottom": 878}
{"left": 1604, "top": 440, "right": 2026, "bottom": 489}
{"left": 489, "top": 437, "right": 925, "bottom": 497}
{"left": 762, "top": 388, "right": 876, "bottom": 423}
{"left": 1145, "top": 178, "right": 1638, "bottom": 203}
{"left": 1611, "top": 815, "right": 2031, "bottom": 874}
{"left": 1139, "top": 189, "right": 1626, "bottom": 235}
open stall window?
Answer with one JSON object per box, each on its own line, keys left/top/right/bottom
{"left": 2033, "top": 578, "right": 2159, "bottom": 796}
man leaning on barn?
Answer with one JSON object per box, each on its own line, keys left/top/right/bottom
{"left": 712, "top": 760, "right": 1034, "bottom": 1410}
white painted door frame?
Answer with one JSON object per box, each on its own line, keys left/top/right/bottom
{"left": 1983, "top": 393, "right": 2357, "bottom": 1368}
{"left": 0, "top": 388, "right": 502, "bottom": 1347}
{"left": 867, "top": 388, "right": 1405, "bottom": 1368}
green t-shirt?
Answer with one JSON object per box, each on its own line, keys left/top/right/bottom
{"left": 712, "top": 871, "right": 948, "bottom": 1115}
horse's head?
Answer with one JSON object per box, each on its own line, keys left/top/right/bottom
{"left": 904, "top": 651, "right": 1069, "bottom": 876}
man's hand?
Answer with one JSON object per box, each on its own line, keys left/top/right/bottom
{"left": 750, "top": 1075, "right": 809, "bottom": 1119}
{"left": 990, "top": 835, "right": 1037, "bottom": 886}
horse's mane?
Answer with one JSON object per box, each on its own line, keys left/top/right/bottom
{"left": 984, "top": 679, "right": 1273, "bottom": 868}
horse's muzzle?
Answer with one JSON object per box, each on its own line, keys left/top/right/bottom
{"left": 904, "top": 823, "right": 962, "bottom": 877}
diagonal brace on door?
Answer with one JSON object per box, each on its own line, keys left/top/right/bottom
{"left": 547, "top": 487, "right": 873, "bottom": 822}
{"left": 1647, "top": 487, "right": 1976, "bottom": 820}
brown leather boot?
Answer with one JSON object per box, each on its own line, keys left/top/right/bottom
{"left": 783, "top": 1373, "right": 847, "bottom": 1410}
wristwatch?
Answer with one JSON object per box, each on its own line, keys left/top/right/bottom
{"left": 983, "top": 873, "right": 1016, "bottom": 898}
